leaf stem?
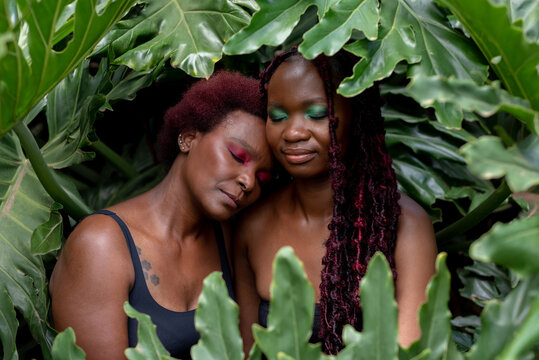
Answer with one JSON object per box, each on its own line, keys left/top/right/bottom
{"left": 90, "top": 140, "right": 139, "bottom": 179}
{"left": 436, "top": 180, "right": 511, "bottom": 244}
{"left": 13, "top": 122, "right": 92, "bottom": 219}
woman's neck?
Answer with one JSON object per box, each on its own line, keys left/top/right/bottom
{"left": 290, "top": 175, "right": 334, "bottom": 223}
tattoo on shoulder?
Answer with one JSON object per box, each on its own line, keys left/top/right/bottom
{"left": 141, "top": 259, "right": 152, "bottom": 270}
{"left": 136, "top": 246, "right": 142, "bottom": 255}
{"left": 139, "top": 256, "right": 159, "bottom": 287}
{"left": 150, "top": 274, "right": 160, "bottom": 286}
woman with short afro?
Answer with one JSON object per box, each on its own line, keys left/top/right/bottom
{"left": 50, "top": 71, "right": 273, "bottom": 360}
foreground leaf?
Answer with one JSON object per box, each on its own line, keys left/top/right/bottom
{"left": 470, "top": 216, "right": 539, "bottom": 277}
{"left": 404, "top": 253, "right": 453, "bottom": 360}
{"left": 437, "top": 0, "right": 539, "bottom": 111}
{"left": 100, "top": 0, "right": 250, "bottom": 78}
{"left": 192, "top": 272, "right": 243, "bottom": 360}
{"left": 30, "top": 202, "right": 63, "bottom": 256}
{"left": 461, "top": 135, "right": 539, "bottom": 192}
{"left": 337, "top": 252, "right": 398, "bottom": 360}
{"left": 51, "top": 328, "right": 86, "bottom": 360}
{"left": 253, "top": 246, "right": 323, "bottom": 360}
{"left": 0, "top": 288, "right": 18, "bottom": 360}
{"left": 0, "top": 0, "right": 136, "bottom": 136}
{"left": 0, "top": 131, "right": 56, "bottom": 359}
{"left": 224, "top": 0, "right": 319, "bottom": 55}
{"left": 299, "top": 0, "right": 379, "bottom": 58}
{"left": 124, "top": 302, "right": 175, "bottom": 360}
{"left": 405, "top": 76, "right": 539, "bottom": 134}
{"left": 498, "top": 295, "right": 539, "bottom": 359}
{"left": 466, "top": 274, "right": 539, "bottom": 360}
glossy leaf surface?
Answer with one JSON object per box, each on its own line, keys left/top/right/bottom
{"left": 299, "top": 0, "right": 379, "bottom": 58}
{"left": 192, "top": 272, "right": 243, "bottom": 360}
{"left": 100, "top": 0, "right": 250, "bottom": 77}
{"left": 339, "top": 0, "right": 488, "bottom": 99}
{"left": 0, "top": 131, "right": 55, "bottom": 359}
{"left": 461, "top": 135, "right": 539, "bottom": 192}
{"left": 437, "top": 0, "right": 539, "bottom": 111}
{"left": 0, "top": 0, "right": 135, "bottom": 136}
{"left": 0, "top": 288, "right": 18, "bottom": 360}
{"left": 470, "top": 216, "right": 539, "bottom": 276}
{"left": 406, "top": 76, "right": 539, "bottom": 133}
{"left": 466, "top": 274, "right": 539, "bottom": 360}
{"left": 224, "top": 0, "right": 318, "bottom": 54}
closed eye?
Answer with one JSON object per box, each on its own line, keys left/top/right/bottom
{"left": 229, "top": 151, "right": 244, "bottom": 164}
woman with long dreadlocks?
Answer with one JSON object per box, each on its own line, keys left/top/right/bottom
{"left": 233, "top": 48, "right": 437, "bottom": 355}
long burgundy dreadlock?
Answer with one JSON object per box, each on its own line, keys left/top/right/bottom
{"left": 260, "top": 47, "right": 401, "bottom": 354}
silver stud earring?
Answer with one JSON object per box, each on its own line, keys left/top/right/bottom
{"left": 178, "top": 134, "right": 184, "bottom": 149}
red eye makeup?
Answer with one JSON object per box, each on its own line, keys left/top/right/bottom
{"left": 228, "top": 144, "right": 251, "bottom": 165}
{"left": 256, "top": 171, "right": 272, "bottom": 184}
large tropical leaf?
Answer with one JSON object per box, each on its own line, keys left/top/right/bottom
{"left": 470, "top": 216, "right": 539, "bottom": 277}
{"left": 506, "top": 0, "right": 539, "bottom": 44}
{"left": 336, "top": 252, "right": 398, "bottom": 360}
{"left": 339, "top": 0, "right": 488, "bottom": 128}
{"left": 299, "top": 0, "right": 379, "bottom": 59}
{"left": 0, "top": 131, "right": 56, "bottom": 359}
{"left": 466, "top": 274, "right": 539, "bottom": 360}
{"left": 404, "top": 253, "right": 456, "bottom": 360}
{"left": 405, "top": 76, "right": 539, "bottom": 134}
{"left": 461, "top": 135, "right": 539, "bottom": 192}
{"left": 191, "top": 272, "right": 243, "bottom": 360}
{"left": 0, "top": 0, "right": 136, "bottom": 136}
{"left": 223, "top": 0, "right": 320, "bottom": 54}
{"left": 96, "top": 0, "right": 251, "bottom": 78}
{"left": 0, "top": 287, "right": 18, "bottom": 360}
{"left": 252, "top": 246, "right": 325, "bottom": 360}
{"left": 436, "top": 0, "right": 539, "bottom": 111}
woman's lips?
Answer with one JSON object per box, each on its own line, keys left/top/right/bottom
{"left": 282, "top": 149, "right": 316, "bottom": 164}
{"left": 220, "top": 190, "right": 240, "bottom": 208}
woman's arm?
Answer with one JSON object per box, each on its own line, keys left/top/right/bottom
{"left": 49, "top": 215, "right": 134, "bottom": 360}
{"left": 394, "top": 194, "right": 438, "bottom": 348}
{"left": 233, "top": 216, "right": 263, "bottom": 358}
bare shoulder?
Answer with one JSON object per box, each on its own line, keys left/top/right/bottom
{"left": 395, "top": 193, "right": 438, "bottom": 263}
{"left": 50, "top": 213, "right": 133, "bottom": 293}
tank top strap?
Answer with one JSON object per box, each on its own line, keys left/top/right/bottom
{"left": 91, "top": 209, "right": 144, "bottom": 281}
{"left": 213, "top": 223, "right": 234, "bottom": 299}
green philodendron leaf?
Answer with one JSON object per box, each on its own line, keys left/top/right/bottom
{"left": 51, "top": 327, "right": 86, "bottom": 360}
{"left": 470, "top": 216, "right": 539, "bottom": 276}
{"left": 123, "top": 302, "right": 175, "bottom": 360}
{"left": 507, "top": 0, "right": 539, "bottom": 43}
{"left": 436, "top": 0, "right": 539, "bottom": 112}
{"left": 0, "top": 131, "right": 56, "bottom": 359}
{"left": 405, "top": 76, "right": 539, "bottom": 133}
{"left": 461, "top": 135, "right": 539, "bottom": 192}
{"left": 466, "top": 274, "right": 539, "bottom": 360}
{"left": 253, "top": 246, "right": 323, "bottom": 360}
{"left": 386, "top": 126, "right": 465, "bottom": 162}
{"left": 0, "top": 0, "right": 136, "bottom": 137}
{"left": 498, "top": 296, "right": 539, "bottom": 359}
{"left": 191, "top": 272, "right": 243, "bottom": 360}
{"left": 30, "top": 202, "right": 63, "bottom": 255}
{"left": 0, "top": 288, "right": 18, "bottom": 360}
{"left": 98, "top": 0, "right": 250, "bottom": 78}
{"left": 337, "top": 252, "right": 398, "bottom": 360}
{"left": 404, "top": 253, "right": 453, "bottom": 360}
{"left": 231, "top": 0, "right": 260, "bottom": 12}
{"left": 299, "top": 0, "right": 379, "bottom": 59}
{"left": 223, "top": 0, "right": 320, "bottom": 55}
{"left": 339, "top": 0, "right": 488, "bottom": 104}
{"left": 392, "top": 157, "right": 448, "bottom": 213}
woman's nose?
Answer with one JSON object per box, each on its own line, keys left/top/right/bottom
{"left": 282, "top": 115, "right": 310, "bottom": 142}
{"left": 237, "top": 171, "right": 255, "bottom": 193}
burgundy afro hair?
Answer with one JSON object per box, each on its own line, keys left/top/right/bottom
{"left": 158, "top": 71, "right": 265, "bottom": 167}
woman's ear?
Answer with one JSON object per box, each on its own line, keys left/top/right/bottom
{"left": 178, "top": 130, "right": 199, "bottom": 153}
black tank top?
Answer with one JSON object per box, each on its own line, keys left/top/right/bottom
{"left": 93, "top": 210, "right": 234, "bottom": 359}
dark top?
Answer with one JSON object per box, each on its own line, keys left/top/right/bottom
{"left": 258, "top": 299, "right": 321, "bottom": 343}
{"left": 93, "top": 210, "right": 234, "bottom": 359}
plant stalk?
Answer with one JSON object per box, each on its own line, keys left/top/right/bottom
{"left": 436, "top": 180, "right": 511, "bottom": 244}
{"left": 90, "top": 140, "right": 139, "bottom": 179}
{"left": 13, "top": 122, "right": 92, "bottom": 219}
